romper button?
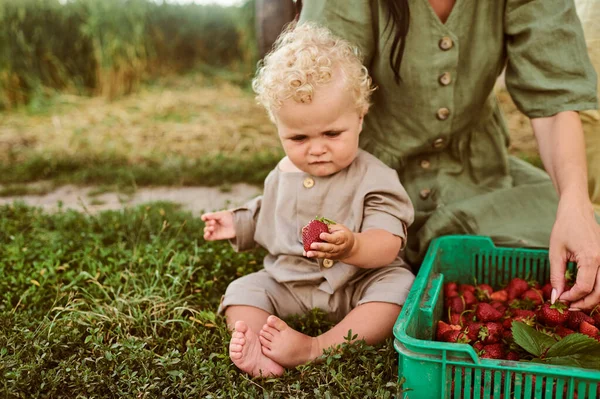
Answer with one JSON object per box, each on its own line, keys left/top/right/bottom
{"left": 323, "top": 259, "right": 334, "bottom": 268}
{"left": 433, "top": 137, "right": 445, "bottom": 149}
{"left": 439, "top": 72, "right": 452, "bottom": 86}
{"left": 437, "top": 107, "right": 450, "bottom": 120}
{"left": 439, "top": 37, "right": 453, "bottom": 51}
{"left": 303, "top": 177, "right": 315, "bottom": 188}
{"left": 420, "top": 189, "right": 431, "bottom": 199}
{"left": 420, "top": 159, "right": 431, "bottom": 169}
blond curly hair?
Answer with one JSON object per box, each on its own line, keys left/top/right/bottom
{"left": 252, "top": 22, "right": 375, "bottom": 121}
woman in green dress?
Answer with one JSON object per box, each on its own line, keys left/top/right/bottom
{"left": 300, "top": 0, "right": 600, "bottom": 310}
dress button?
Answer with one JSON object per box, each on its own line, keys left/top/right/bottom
{"left": 433, "top": 138, "right": 445, "bottom": 149}
{"left": 437, "top": 107, "right": 450, "bottom": 120}
{"left": 439, "top": 37, "right": 453, "bottom": 51}
{"left": 439, "top": 72, "right": 452, "bottom": 86}
{"left": 419, "top": 189, "right": 431, "bottom": 199}
{"left": 420, "top": 159, "right": 431, "bottom": 169}
{"left": 303, "top": 177, "right": 315, "bottom": 188}
{"left": 323, "top": 259, "right": 334, "bottom": 268}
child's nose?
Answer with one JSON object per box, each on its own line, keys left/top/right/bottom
{"left": 309, "top": 141, "right": 326, "bottom": 156}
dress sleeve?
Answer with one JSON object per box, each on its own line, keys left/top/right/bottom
{"left": 361, "top": 167, "right": 414, "bottom": 250}
{"left": 228, "top": 196, "right": 261, "bottom": 252}
{"left": 504, "top": 0, "right": 598, "bottom": 118}
{"left": 299, "top": 0, "right": 376, "bottom": 65}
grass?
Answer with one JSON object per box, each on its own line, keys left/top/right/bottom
{"left": 0, "top": 202, "right": 406, "bottom": 398}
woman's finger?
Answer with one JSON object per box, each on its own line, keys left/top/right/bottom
{"left": 570, "top": 268, "right": 600, "bottom": 310}
{"left": 559, "top": 257, "right": 600, "bottom": 302}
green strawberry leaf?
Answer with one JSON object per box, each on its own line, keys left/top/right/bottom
{"left": 546, "top": 333, "right": 600, "bottom": 358}
{"left": 512, "top": 322, "right": 556, "bottom": 357}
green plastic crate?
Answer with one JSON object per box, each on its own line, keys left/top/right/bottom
{"left": 393, "top": 235, "right": 600, "bottom": 399}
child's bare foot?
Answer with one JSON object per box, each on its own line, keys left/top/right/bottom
{"left": 229, "top": 320, "right": 284, "bottom": 377}
{"left": 259, "top": 315, "right": 322, "bottom": 368}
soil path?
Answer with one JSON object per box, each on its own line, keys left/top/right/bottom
{"left": 0, "top": 184, "right": 262, "bottom": 215}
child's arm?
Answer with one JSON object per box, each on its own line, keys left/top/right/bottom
{"left": 201, "top": 211, "right": 235, "bottom": 241}
{"left": 305, "top": 224, "right": 402, "bottom": 268}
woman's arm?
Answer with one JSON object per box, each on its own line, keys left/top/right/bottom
{"left": 532, "top": 110, "right": 600, "bottom": 309}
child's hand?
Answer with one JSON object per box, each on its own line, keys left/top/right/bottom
{"left": 304, "top": 224, "right": 355, "bottom": 260}
{"left": 201, "top": 211, "right": 235, "bottom": 241}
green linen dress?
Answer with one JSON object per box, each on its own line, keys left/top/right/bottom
{"left": 300, "top": 0, "right": 599, "bottom": 265}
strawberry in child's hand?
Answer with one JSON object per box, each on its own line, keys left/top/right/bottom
{"left": 302, "top": 217, "right": 334, "bottom": 252}
{"left": 537, "top": 302, "right": 569, "bottom": 327}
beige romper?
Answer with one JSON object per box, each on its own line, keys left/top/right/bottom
{"left": 218, "top": 149, "right": 415, "bottom": 321}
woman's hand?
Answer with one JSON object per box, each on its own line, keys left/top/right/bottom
{"left": 549, "top": 195, "right": 600, "bottom": 310}
{"left": 201, "top": 211, "right": 236, "bottom": 241}
{"left": 304, "top": 224, "right": 355, "bottom": 260}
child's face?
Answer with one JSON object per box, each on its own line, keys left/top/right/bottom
{"left": 274, "top": 76, "right": 364, "bottom": 177}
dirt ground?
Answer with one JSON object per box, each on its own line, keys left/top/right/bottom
{"left": 2, "top": 75, "right": 597, "bottom": 215}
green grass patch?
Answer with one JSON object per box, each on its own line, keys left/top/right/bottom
{"left": 1, "top": 151, "right": 283, "bottom": 188}
{"left": 1, "top": 202, "right": 405, "bottom": 397}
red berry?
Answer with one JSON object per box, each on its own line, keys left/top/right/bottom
{"left": 580, "top": 321, "right": 600, "bottom": 339}
{"left": 465, "top": 322, "right": 484, "bottom": 341}
{"left": 506, "top": 351, "right": 520, "bottom": 361}
{"left": 462, "top": 290, "right": 478, "bottom": 308}
{"left": 507, "top": 278, "right": 530, "bottom": 300}
{"left": 479, "top": 322, "right": 503, "bottom": 345}
{"left": 475, "top": 303, "right": 503, "bottom": 322}
{"left": 541, "top": 283, "right": 553, "bottom": 301}
{"left": 490, "top": 289, "right": 508, "bottom": 302}
{"left": 537, "top": 302, "right": 569, "bottom": 327}
{"left": 521, "top": 289, "right": 544, "bottom": 305}
{"left": 301, "top": 218, "right": 330, "bottom": 252}
{"left": 443, "top": 330, "right": 471, "bottom": 343}
{"left": 566, "top": 311, "right": 595, "bottom": 331}
{"left": 447, "top": 296, "right": 466, "bottom": 314}
{"left": 555, "top": 325, "right": 575, "bottom": 338}
{"left": 480, "top": 343, "right": 505, "bottom": 359}
{"left": 436, "top": 321, "right": 461, "bottom": 341}
{"left": 444, "top": 282, "right": 459, "bottom": 298}
{"left": 459, "top": 284, "right": 476, "bottom": 293}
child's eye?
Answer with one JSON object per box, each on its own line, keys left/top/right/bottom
{"left": 290, "top": 136, "right": 306, "bottom": 142}
{"left": 325, "top": 131, "right": 342, "bottom": 138}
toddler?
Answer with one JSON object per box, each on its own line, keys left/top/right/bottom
{"left": 201, "top": 22, "right": 415, "bottom": 377}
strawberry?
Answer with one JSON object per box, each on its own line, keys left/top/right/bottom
{"left": 537, "top": 302, "right": 569, "bottom": 327}
{"left": 512, "top": 309, "right": 536, "bottom": 319}
{"left": 490, "top": 289, "right": 508, "bottom": 302}
{"left": 479, "top": 322, "right": 503, "bottom": 344}
{"left": 473, "top": 341, "right": 484, "bottom": 352}
{"left": 301, "top": 217, "right": 333, "bottom": 252}
{"left": 465, "top": 321, "right": 484, "bottom": 341}
{"left": 443, "top": 330, "right": 471, "bottom": 343}
{"left": 475, "top": 284, "right": 493, "bottom": 301}
{"left": 462, "top": 290, "right": 478, "bottom": 308}
{"left": 521, "top": 289, "right": 544, "bottom": 306}
{"left": 436, "top": 321, "right": 461, "bottom": 341}
{"left": 507, "top": 277, "right": 530, "bottom": 301}
{"left": 444, "top": 282, "right": 459, "bottom": 298}
{"left": 590, "top": 305, "right": 600, "bottom": 327}
{"left": 490, "top": 301, "right": 507, "bottom": 314}
{"left": 541, "top": 283, "right": 553, "bottom": 301}
{"left": 475, "top": 303, "right": 502, "bottom": 322}
{"left": 459, "top": 284, "right": 476, "bottom": 293}
{"left": 580, "top": 321, "right": 600, "bottom": 340}
{"left": 506, "top": 351, "right": 520, "bottom": 361}
{"left": 566, "top": 311, "right": 595, "bottom": 331}
{"left": 480, "top": 343, "right": 504, "bottom": 359}
{"left": 555, "top": 325, "right": 575, "bottom": 338}
{"left": 446, "top": 296, "right": 466, "bottom": 314}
